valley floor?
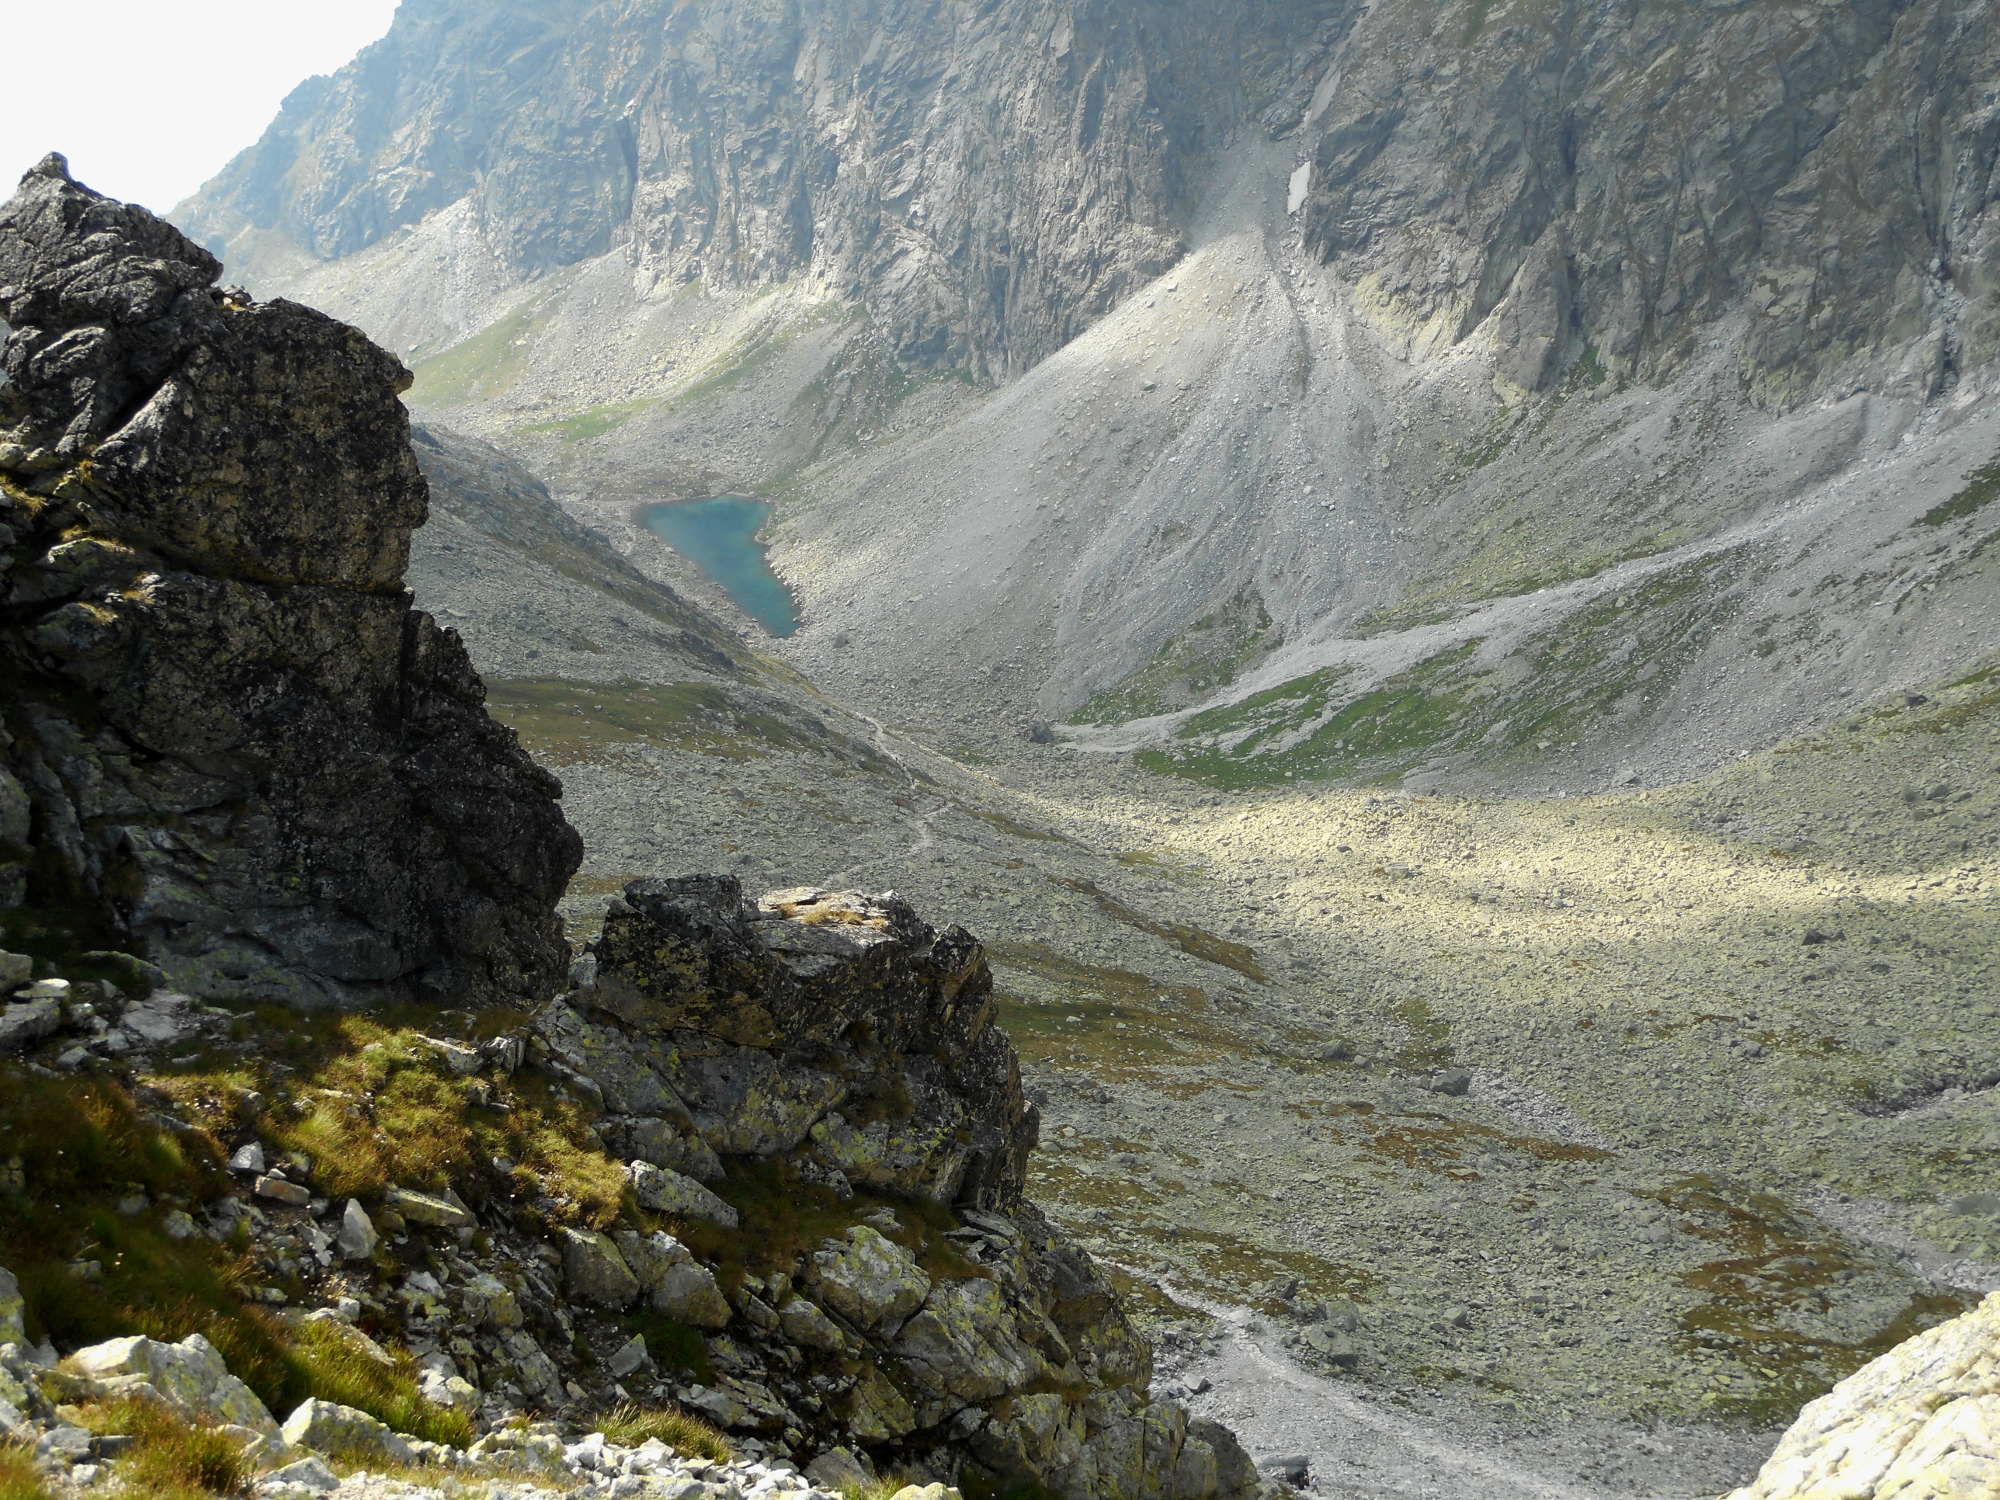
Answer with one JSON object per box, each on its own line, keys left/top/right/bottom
{"left": 469, "top": 625, "right": 1999, "bottom": 1496}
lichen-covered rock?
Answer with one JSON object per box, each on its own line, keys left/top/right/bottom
{"left": 279, "top": 1398, "right": 413, "bottom": 1463}
{"left": 627, "top": 1159, "right": 738, "bottom": 1227}
{"left": 810, "top": 1226, "right": 931, "bottom": 1338}
{"left": 623, "top": 1116, "right": 725, "bottom": 1183}
{"left": 535, "top": 999, "right": 680, "bottom": 1116}
{"left": 459, "top": 1272, "right": 523, "bottom": 1330}
{"left": 0, "top": 1265, "right": 21, "bottom": 1345}
{"left": 892, "top": 1276, "right": 1047, "bottom": 1414}
{"left": 778, "top": 1294, "right": 853, "bottom": 1354}
{"left": 561, "top": 1229, "right": 640, "bottom": 1310}
{"left": 0, "top": 155, "right": 580, "bottom": 1007}
{"left": 1724, "top": 1290, "right": 2000, "bottom": 1500}
{"left": 68, "top": 1333, "right": 279, "bottom": 1439}
{"left": 843, "top": 1365, "right": 918, "bottom": 1444}
{"left": 382, "top": 1186, "right": 473, "bottom": 1230}
{"left": 652, "top": 1261, "right": 731, "bottom": 1330}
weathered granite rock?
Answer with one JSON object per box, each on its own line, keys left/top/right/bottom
{"left": 334, "top": 1200, "right": 378, "bottom": 1261}
{"left": 279, "top": 1398, "right": 413, "bottom": 1463}
{"left": 1724, "top": 1289, "right": 2000, "bottom": 1500}
{"left": 459, "top": 1272, "right": 522, "bottom": 1331}
{"left": 0, "top": 155, "right": 581, "bottom": 1009}
{"left": 381, "top": 1186, "right": 473, "bottom": 1230}
{"left": 561, "top": 1229, "right": 640, "bottom": 1310}
{"left": 622, "top": 1116, "right": 725, "bottom": 1184}
{"left": 68, "top": 1333, "right": 279, "bottom": 1439}
{"left": 1297, "top": 0, "right": 2000, "bottom": 407}
{"left": 810, "top": 1226, "right": 931, "bottom": 1339}
{"left": 529, "top": 879, "right": 1262, "bottom": 1498}
{"left": 627, "top": 1160, "right": 738, "bottom": 1227}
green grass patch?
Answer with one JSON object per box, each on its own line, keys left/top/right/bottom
{"left": 592, "top": 1402, "right": 729, "bottom": 1461}
{"left": 515, "top": 399, "right": 661, "bottom": 444}
{"left": 1070, "top": 588, "right": 1282, "bottom": 727}
{"left": 74, "top": 1397, "right": 246, "bottom": 1498}
{"left": 484, "top": 679, "right": 872, "bottom": 768}
{"left": 0, "top": 1071, "right": 469, "bottom": 1446}
{"left": 0, "top": 1444, "right": 52, "bottom": 1500}
{"left": 288, "top": 1320, "right": 474, "bottom": 1449}
{"left": 151, "top": 1009, "right": 629, "bottom": 1232}
{"left": 1918, "top": 458, "right": 2000, "bottom": 527}
{"left": 408, "top": 306, "right": 544, "bottom": 406}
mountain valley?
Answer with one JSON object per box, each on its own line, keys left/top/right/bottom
{"left": 1, "top": 0, "right": 1996, "bottom": 1495}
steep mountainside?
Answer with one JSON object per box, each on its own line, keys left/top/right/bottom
{"left": 176, "top": 0, "right": 2000, "bottom": 795}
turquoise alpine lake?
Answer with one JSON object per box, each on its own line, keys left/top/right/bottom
{"left": 639, "top": 495, "right": 799, "bottom": 638}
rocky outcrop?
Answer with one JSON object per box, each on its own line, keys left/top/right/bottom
{"left": 0, "top": 156, "right": 581, "bottom": 1007}
{"left": 1721, "top": 1290, "right": 2000, "bottom": 1500}
{"left": 534, "top": 877, "right": 1269, "bottom": 1497}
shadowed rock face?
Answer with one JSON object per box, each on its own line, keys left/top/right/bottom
{"left": 0, "top": 154, "right": 582, "bottom": 1008}
{"left": 581, "top": 876, "right": 1035, "bottom": 1213}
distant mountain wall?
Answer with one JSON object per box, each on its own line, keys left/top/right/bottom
{"left": 179, "top": 0, "right": 1998, "bottom": 406}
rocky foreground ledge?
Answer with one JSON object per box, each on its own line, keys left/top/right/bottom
{"left": 0, "top": 877, "right": 1276, "bottom": 1499}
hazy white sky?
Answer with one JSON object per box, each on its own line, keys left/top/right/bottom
{"left": 3, "top": 1, "right": 401, "bottom": 216}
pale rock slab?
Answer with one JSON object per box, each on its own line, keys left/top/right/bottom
{"left": 1725, "top": 1291, "right": 2000, "bottom": 1500}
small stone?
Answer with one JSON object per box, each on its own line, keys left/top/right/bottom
{"left": 1301, "top": 1325, "right": 1358, "bottom": 1368}
{"left": 0, "top": 952, "right": 29, "bottom": 993}
{"left": 162, "top": 1210, "right": 197, "bottom": 1241}
{"left": 18, "top": 979, "right": 68, "bottom": 1002}
{"left": 230, "top": 1143, "right": 267, "bottom": 1175}
{"left": 255, "top": 1176, "right": 312, "bottom": 1207}
{"left": 605, "top": 1334, "right": 650, "bottom": 1379}
{"left": 335, "top": 1200, "right": 378, "bottom": 1260}
{"left": 262, "top": 1456, "right": 339, "bottom": 1493}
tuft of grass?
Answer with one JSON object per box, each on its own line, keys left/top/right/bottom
{"left": 152, "top": 1011, "right": 628, "bottom": 1230}
{"left": 0, "top": 1444, "right": 51, "bottom": 1500}
{"left": 592, "top": 1404, "right": 730, "bottom": 1462}
{"left": 289, "top": 1320, "right": 473, "bottom": 1450}
{"left": 79, "top": 1397, "right": 247, "bottom": 1498}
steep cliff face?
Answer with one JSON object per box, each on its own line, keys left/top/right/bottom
{"left": 181, "top": 0, "right": 1349, "bottom": 380}
{"left": 1296, "top": 0, "right": 2000, "bottom": 407}
{"left": 0, "top": 156, "right": 582, "bottom": 1008}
